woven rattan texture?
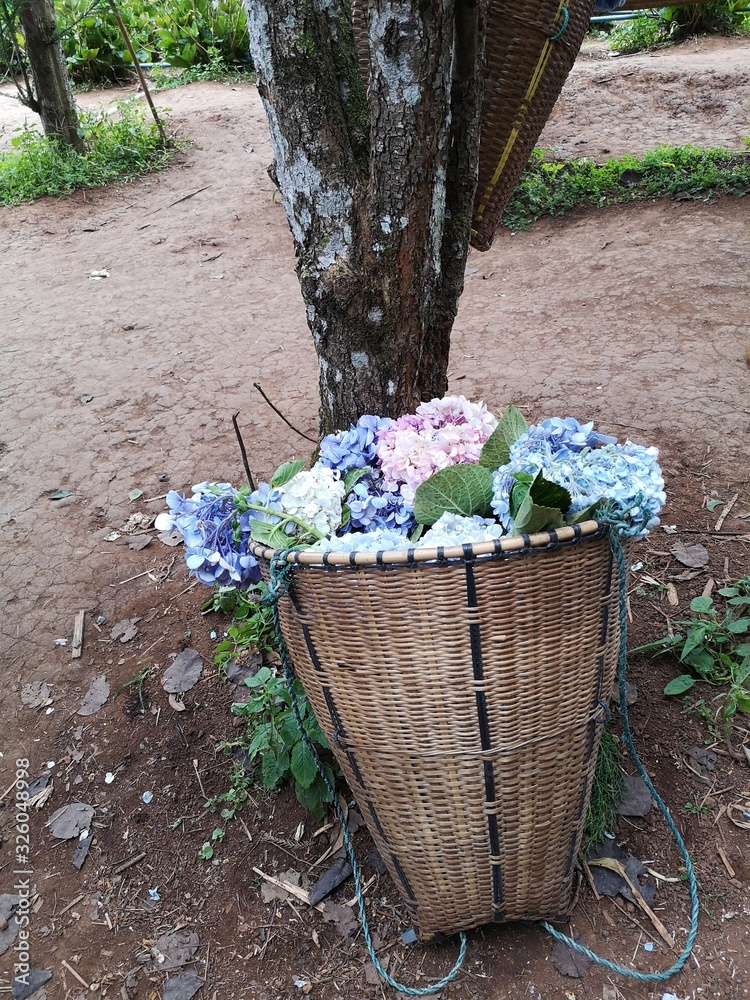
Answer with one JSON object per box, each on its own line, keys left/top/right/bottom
{"left": 349, "top": 1, "right": 593, "bottom": 252}
{"left": 471, "top": 0, "right": 594, "bottom": 250}
{"left": 273, "top": 534, "right": 622, "bottom": 939}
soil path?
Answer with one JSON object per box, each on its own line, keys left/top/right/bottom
{"left": 0, "top": 36, "right": 749, "bottom": 1000}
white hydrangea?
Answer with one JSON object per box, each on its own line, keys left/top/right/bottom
{"left": 278, "top": 466, "right": 346, "bottom": 537}
{"left": 309, "top": 526, "right": 410, "bottom": 553}
{"left": 421, "top": 512, "right": 505, "bottom": 547}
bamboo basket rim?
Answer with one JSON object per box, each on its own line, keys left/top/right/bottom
{"left": 249, "top": 518, "right": 605, "bottom": 568}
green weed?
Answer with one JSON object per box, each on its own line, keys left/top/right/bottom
{"left": 229, "top": 667, "right": 339, "bottom": 820}
{"left": 504, "top": 144, "right": 750, "bottom": 231}
{"left": 0, "top": 99, "right": 176, "bottom": 205}
{"left": 204, "top": 583, "right": 276, "bottom": 677}
{"left": 634, "top": 578, "right": 750, "bottom": 740}
{"left": 584, "top": 727, "right": 626, "bottom": 851}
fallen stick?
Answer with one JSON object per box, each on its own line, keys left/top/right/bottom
{"left": 252, "top": 867, "right": 324, "bottom": 911}
{"left": 587, "top": 858, "right": 675, "bottom": 950}
{"left": 71, "top": 610, "right": 85, "bottom": 659}
{"left": 62, "top": 959, "right": 91, "bottom": 990}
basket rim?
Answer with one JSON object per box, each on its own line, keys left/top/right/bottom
{"left": 249, "top": 519, "right": 605, "bottom": 568}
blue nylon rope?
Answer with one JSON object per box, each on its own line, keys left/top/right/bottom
{"left": 542, "top": 508, "right": 700, "bottom": 982}
{"left": 262, "top": 553, "right": 467, "bottom": 996}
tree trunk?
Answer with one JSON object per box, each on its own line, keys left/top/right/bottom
{"left": 246, "top": 0, "right": 485, "bottom": 434}
{"left": 18, "top": 0, "right": 84, "bottom": 153}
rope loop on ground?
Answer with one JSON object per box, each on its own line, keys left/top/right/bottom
{"left": 542, "top": 513, "right": 700, "bottom": 982}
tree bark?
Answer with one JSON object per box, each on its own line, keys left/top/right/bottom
{"left": 18, "top": 0, "right": 84, "bottom": 153}
{"left": 246, "top": 0, "right": 486, "bottom": 434}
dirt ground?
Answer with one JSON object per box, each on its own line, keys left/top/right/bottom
{"left": 1, "top": 34, "right": 749, "bottom": 1000}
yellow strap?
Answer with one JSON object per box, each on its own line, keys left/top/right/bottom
{"left": 473, "top": 0, "right": 567, "bottom": 226}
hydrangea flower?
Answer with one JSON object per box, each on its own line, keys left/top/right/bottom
{"left": 510, "top": 417, "right": 616, "bottom": 466}
{"left": 309, "top": 526, "right": 412, "bottom": 553}
{"left": 491, "top": 440, "right": 665, "bottom": 538}
{"left": 345, "top": 476, "right": 416, "bottom": 535}
{"left": 375, "top": 395, "right": 497, "bottom": 503}
{"left": 420, "top": 512, "right": 505, "bottom": 547}
{"left": 155, "top": 482, "right": 261, "bottom": 587}
{"left": 277, "top": 465, "right": 346, "bottom": 537}
{"left": 318, "top": 414, "right": 393, "bottom": 474}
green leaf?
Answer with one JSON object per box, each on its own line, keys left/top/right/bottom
{"left": 244, "top": 666, "right": 272, "bottom": 687}
{"left": 343, "top": 467, "right": 370, "bottom": 495}
{"left": 512, "top": 491, "right": 565, "bottom": 537}
{"left": 529, "top": 472, "right": 571, "bottom": 513}
{"left": 684, "top": 648, "right": 715, "bottom": 675}
{"left": 291, "top": 740, "right": 318, "bottom": 789}
{"left": 413, "top": 464, "right": 494, "bottom": 526}
{"left": 249, "top": 519, "right": 294, "bottom": 549}
{"left": 727, "top": 596, "right": 750, "bottom": 606}
{"left": 727, "top": 618, "right": 750, "bottom": 634}
{"left": 479, "top": 404, "right": 528, "bottom": 470}
{"left": 718, "top": 587, "right": 739, "bottom": 597}
{"left": 197, "top": 842, "right": 214, "bottom": 860}
{"left": 509, "top": 480, "right": 531, "bottom": 519}
{"left": 735, "top": 643, "right": 750, "bottom": 657}
{"left": 568, "top": 502, "right": 602, "bottom": 525}
{"left": 246, "top": 725, "right": 270, "bottom": 758}
{"left": 48, "top": 490, "right": 72, "bottom": 500}
{"left": 680, "top": 625, "right": 709, "bottom": 661}
{"left": 705, "top": 499, "right": 724, "bottom": 512}
{"left": 270, "top": 460, "right": 305, "bottom": 488}
{"left": 664, "top": 674, "right": 696, "bottom": 696}
{"left": 689, "top": 596, "right": 713, "bottom": 614}
{"left": 127, "top": 488, "right": 144, "bottom": 502}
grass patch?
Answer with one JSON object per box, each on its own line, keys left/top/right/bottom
{"left": 149, "top": 56, "right": 254, "bottom": 91}
{"left": 504, "top": 143, "right": 750, "bottom": 230}
{"left": 584, "top": 728, "right": 626, "bottom": 852}
{"left": 0, "top": 99, "right": 178, "bottom": 206}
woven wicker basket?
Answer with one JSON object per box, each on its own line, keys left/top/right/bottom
{"left": 471, "top": 0, "right": 594, "bottom": 250}
{"left": 251, "top": 521, "right": 624, "bottom": 941}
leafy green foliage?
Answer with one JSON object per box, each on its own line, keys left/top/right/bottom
{"left": 479, "top": 404, "right": 528, "bottom": 470}
{"left": 510, "top": 472, "right": 572, "bottom": 537}
{"left": 609, "top": 3, "right": 750, "bottom": 54}
{"left": 0, "top": 100, "right": 175, "bottom": 205}
{"left": 205, "top": 583, "right": 277, "bottom": 676}
{"left": 413, "top": 464, "right": 494, "bottom": 526}
{"left": 504, "top": 144, "right": 750, "bottom": 232}
{"left": 0, "top": 0, "right": 250, "bottom": 84}
{"left": 634, "top": 578, "right": 750, "bottom": 738}
{"left": 270, "top": 460, "right": 306, "bottom": 488}
{"left": 231, "top": 667, "right": 339, "bottom": 819}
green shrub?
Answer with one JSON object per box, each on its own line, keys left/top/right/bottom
{"left": 2, "top": 0, "right": 252, "bottom": 84}
{"left": 610, "top": 3, "right": 750, "bottom": 53}
{"left": 504, "top": 144, "right": 750, "bottom": 230}
{"left": 0, "top": 99, "right": 175, "bottom": 204}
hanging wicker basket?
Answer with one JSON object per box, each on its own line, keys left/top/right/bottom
{"left": 471, "top": 0, "right": 594, "bottom": 250}
{"left": 250, "top": 521, "right": 625, "bottom": 941}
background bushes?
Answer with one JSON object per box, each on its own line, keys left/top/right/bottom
{"left": 1, "top": 0, "right": 251, "bottom": 84}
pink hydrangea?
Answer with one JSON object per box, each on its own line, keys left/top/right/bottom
{"left": 375, "top": 395, "right": 497, "bottom": 503}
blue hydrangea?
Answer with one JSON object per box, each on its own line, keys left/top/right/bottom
{"left": 317, "top": 414, "right": 393, "bottom": 474}
{"left": 491, "top": 441, "right": 665, "bottom": 538}
{"left": 344, "top": 476, "right": 415, "bottom": 535}
{"left": 156, "top": 482, "right": 261, "bottom": 587}
{"left": 511, "top": 417, "right": 617, "bottom": 465}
